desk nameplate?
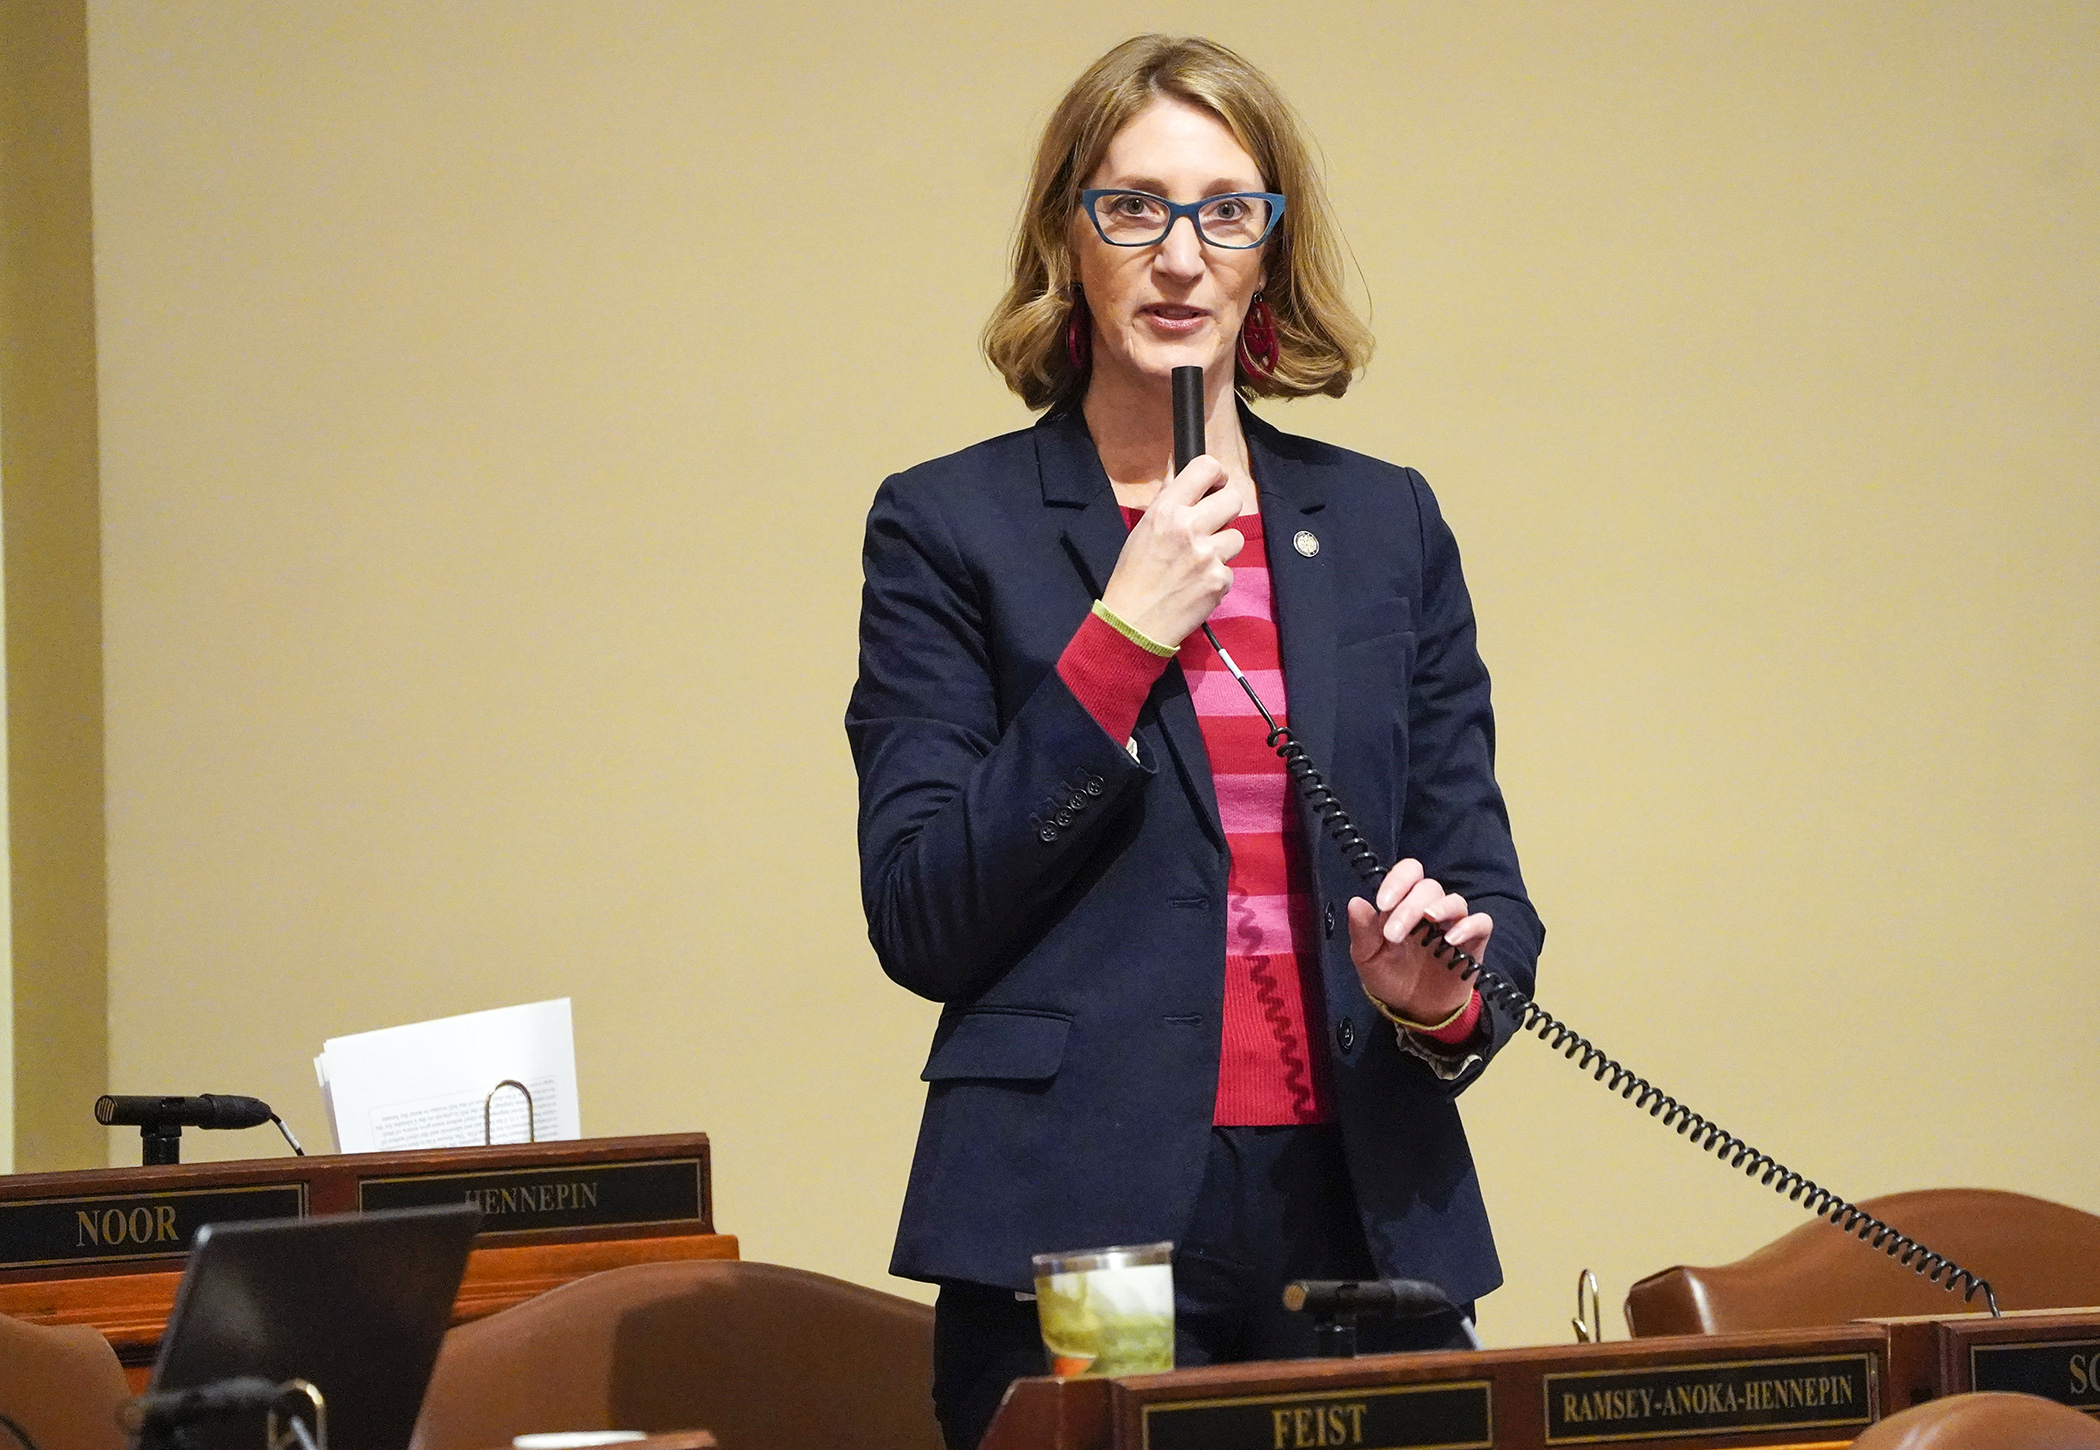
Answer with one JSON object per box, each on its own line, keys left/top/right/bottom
{"left": 0, "top": 1183, "right": 307, "bottom": 1270}
{"left": 1139, "top": 1378, "right": 1492, "bottom": 1450}
{"left": 1543, "top": 1353, "right": 1877, "bottom": 1445}
{"left": 357, "top": 1155, "right": 704, "bottom": 1236}
{"left": 1970, "top": 1338, "right": 2100, "bottom": 1415}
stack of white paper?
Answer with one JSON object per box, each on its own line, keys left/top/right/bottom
{"left": 314, "top": 998, "right": 581, "bottom": 1153}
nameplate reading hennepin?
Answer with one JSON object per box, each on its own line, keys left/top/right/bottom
{"left": 1141, "top": 1379, "right": 1492, "bottom": 1450}
{"left": 1544, "top": 1353, "right": 1875, "bottom": 1444}
{"left": 0, "top": 1184, "right": 307, "bottom": 1269}
{"left": 1971, "top": 1339, "right": 2100, "bottom": 1413}
{"left": 357, "top": 1156, "right": 703, "bottom": 1234}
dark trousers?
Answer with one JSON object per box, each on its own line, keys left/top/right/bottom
{"left": 930, "top": 1125, "right": 1477, "bottom": 1450}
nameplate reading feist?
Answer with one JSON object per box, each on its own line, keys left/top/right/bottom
{"left": 1141, "top": 1379, "right": 1492, "bottom": 1450}
{"left": 1971, "top": 1339, "right": 2100, "bottom": 1414}
{"left": 0, "top": 1184, "right": 307, "bottom": 1269}
{"left": 1543, "top": 1353, "right": 1876, "bottom": 1444}
{"left": 357, "top": 1156, "right": 703, "bottom": 1235}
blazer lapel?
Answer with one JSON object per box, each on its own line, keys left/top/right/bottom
{"left": 1034, "top": 410, "right": 1224, "bottom": 849}
{"left": 1152, "top": 665, "right": 1225, "bottom": 851}
{"left": 1247, "top": 409, "right": 1337, "bottom": 780}
{"left": 1036, "top": 409, "right": 1125, "bottom": 594}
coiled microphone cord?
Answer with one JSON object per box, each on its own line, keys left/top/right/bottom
{"left": 1199, "top": 622, "right": 2000, "bottom": 1316}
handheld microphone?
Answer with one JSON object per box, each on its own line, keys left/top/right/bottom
{"left": 1171, "top": 364, "right": 1205, "bottom": 473}
{"left": 95, "top": 1094, "right": 275, "bottom": 1131}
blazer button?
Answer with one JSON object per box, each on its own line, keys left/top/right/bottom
{"left": 1323, "top": 903, "right": 1336, "bottom": 939}
{"left": 1336, "top": 1017, "right": 1357, "bottom": 1053}
{"left": 1084, "top": 778, "right": 1104, "bottom": 796}
{"left": 1066, "top": 794, "right": 1086, "bottom": 812}
{"left": 1053, "top": 810, "right": 1073, "bottom": 827}
{"left": 1038, "top": 827, "right": 1057, "bottom": 844}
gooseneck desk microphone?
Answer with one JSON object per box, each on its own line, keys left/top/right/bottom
{"left": 96, "top": 1093, "right": 305, "bottom": 1165}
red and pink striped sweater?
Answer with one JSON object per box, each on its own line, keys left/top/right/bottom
{"left": 1053, "top": 506, "right": 1479, "bottom": 1126}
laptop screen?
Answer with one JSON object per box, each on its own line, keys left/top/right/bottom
{"left": 149, "top": 1202, "right": 481, "bottom": 1450}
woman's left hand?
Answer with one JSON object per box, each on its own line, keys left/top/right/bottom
{"left": 1345, "top": 858, "right": 1493, "bottom": 1025}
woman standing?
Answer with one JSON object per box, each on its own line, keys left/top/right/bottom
{"left": 846, "top": 35, "right": 1544, "bottom": 1448}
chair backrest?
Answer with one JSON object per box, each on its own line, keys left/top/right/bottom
{"left": 1849, "top": 1392, "right": 2100, "bottom": 1450}
{"left": 1625, "top": 1189, "right": 2100, "bottom": 1336}
{"left": 0, "top": 1312, "right": 131, "bottom": 1450}
{"left": 410, "top": 1259, "right": 942, "bottom": 1450}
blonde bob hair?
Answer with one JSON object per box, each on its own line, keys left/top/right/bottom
{"left": 983, "top": 34, "right": 1372, "bottom": 412}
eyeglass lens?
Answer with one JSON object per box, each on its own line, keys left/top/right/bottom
{"left": 1093, "top": 193, "right": 1273, "bottom": 247}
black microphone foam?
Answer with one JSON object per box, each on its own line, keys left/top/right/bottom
{"left": 1282, "top": 1277, "right": 1456, "bottom": 1320}
{"left": 1171, "top": 364, "right": 1205, "bottom": 474}
{"left": 95, "top": 1094, "right": 275, "bottom": 1131}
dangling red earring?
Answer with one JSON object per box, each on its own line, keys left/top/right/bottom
{"left": 1066, "top": 292, "right": 1093, "bottom": 372}
{"left": 1238, "top": 292, "right": 1279, "bottom": 379}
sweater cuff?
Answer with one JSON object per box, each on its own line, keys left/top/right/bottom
{"left": 1057, "top": 612, "right": 1174, "bottom": 747}
{"left": 1424, "top": 989, "right": 1483, "bottom": 1046}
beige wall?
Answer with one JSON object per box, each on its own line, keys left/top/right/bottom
{"left": 85, "top": 1, "right": 2096, "bottom": 1348}
{"left": 2, "top": 0, "right": 108, "bottom": 1175}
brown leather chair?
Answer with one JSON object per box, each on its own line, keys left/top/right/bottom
{"left": 1625, "top": 1189, "right": 2100, "bottom": 1336}
{"left": 0, "top": 1312, "right": 130, "bottom": 1450}
{"left": 1849, "top": 1392, "right": 2100, "bottom": 1449}
{"left": 410, "top": 1260, "right": 942, "bottom": 1450}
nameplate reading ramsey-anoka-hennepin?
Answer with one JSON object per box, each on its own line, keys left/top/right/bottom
{"left": 1542, "top": 1353, "right": 1876, "bottom": 1444}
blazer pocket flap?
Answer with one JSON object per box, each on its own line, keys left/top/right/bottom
{"left": 1339, "top": 595, "right": 1413, "bottom": 647}
{"left": 921, "top": 1010, "right": 1072, "bottom": 1082}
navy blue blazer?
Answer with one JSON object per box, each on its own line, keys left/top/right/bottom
{"left": 846, "top": 405, "right": 1543, "bottom": 1303}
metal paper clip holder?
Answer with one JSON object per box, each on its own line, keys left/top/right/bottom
{"left": 482, "top": 1079, "right": 537, "bottom": 1146}
{"left": 1572, "top": 1268, "right": 1603, "bottom": 1343}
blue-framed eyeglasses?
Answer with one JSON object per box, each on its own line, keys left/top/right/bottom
{"left": 1080, "top": 189, "right": 1286, "bottom": 249}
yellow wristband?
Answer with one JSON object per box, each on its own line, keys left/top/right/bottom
{"left": 1091, "top": 599, "right": 1177, "bottom": 658}
{"left": 1368, "top": 990, "right": 1473, "bottom": 1035}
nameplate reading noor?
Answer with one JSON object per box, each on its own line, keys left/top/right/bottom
{"left": 0, "top": 1184, "right": 307, "bottom": 1269}
{"left": 1970, "top": 1339, "right": 2100, "bottom": 1414}
{"left": 1543, "top": 1353, "right": 1876, "bottom": 1445}
{"left": 357, "top": 1156, "right": 705, "bottom": 1236}
{"left": 1140, "top": 1379, "right": 1492, "bottom": 1450}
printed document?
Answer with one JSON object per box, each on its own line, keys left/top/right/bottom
{"left": 314, "top": 998, "right": 581, "bottom": 1153}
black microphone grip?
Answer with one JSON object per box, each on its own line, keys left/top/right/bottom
{"left": 1171, "top": 364, "right": 1205, "bottom": 475}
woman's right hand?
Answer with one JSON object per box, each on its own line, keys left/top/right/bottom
{"left": 1099, "top": 455, "right": 1247, "bottom": 647}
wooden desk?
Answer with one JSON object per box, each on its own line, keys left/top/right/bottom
{"left": 981, "top": 1309, "right": 2100, "bottom": 1450}
{"left": 982, "top": 1325, "right": 1889, "bottom": 1450}
{"left": 1874, "top": 1306, "right": 2100, "bottom": 1416}
{"left": 1, "top": 1227, "right": 740, "bottom": 1389}
{"left": 0, "top": 1134, "right": 737, "bottom": 1389}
